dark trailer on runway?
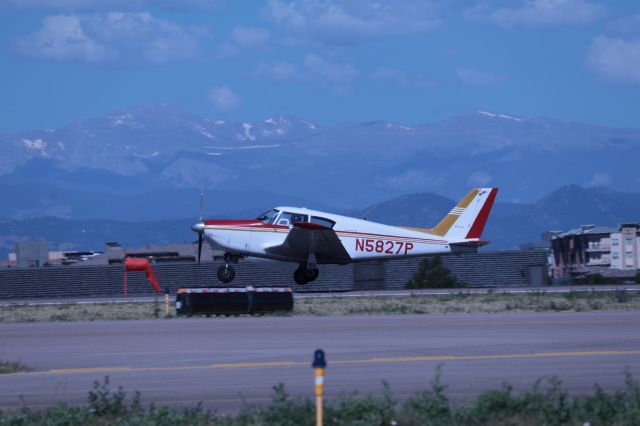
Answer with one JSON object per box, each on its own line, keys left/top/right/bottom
{"left": 175, "top": 287, "right": 293, "bottom": 317}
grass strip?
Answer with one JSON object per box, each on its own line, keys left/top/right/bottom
{"left": 1, "top": 290, "right": 640, "bottom": 323}
{"left": 0, "top": 360, "right": 29, "bottom": 374}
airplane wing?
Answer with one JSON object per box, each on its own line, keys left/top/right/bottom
{"left": 266, "top": 222, "right": 351, "bottom": 264}
{"left": 449, "top": 240, "right": 489, "bottom": 254}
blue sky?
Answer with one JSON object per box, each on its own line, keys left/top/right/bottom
{"left": 1, "top": 0, "right": 638, "bottom": 133}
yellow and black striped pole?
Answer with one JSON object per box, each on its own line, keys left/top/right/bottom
{"left": 312, "top": 349, "right": 327, "bottom": 426}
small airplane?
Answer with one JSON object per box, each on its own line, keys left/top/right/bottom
{"left": 191, "top": 188, "right": 498, "bottom": 285}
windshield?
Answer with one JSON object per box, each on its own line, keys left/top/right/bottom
{"left": 257, "top": 209, "right": 279, "bottom": 224}
{"left": 276, "top": 212, "right": 309, "bottom": 226}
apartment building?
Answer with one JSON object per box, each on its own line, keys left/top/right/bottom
{"left": 610, "top": 224, "right": 640, "bottom": 271}
{"left": 551, "top": 224, "right": 640, "bottom": 279}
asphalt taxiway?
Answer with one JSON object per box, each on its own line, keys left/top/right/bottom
{"left": 1, "top": 312, "right": 639, "bottom": 411}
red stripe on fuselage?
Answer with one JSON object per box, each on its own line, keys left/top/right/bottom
{"left": 204, "top": 219, "right": 290, "bottom": 230}
{"left": 336, "top": 229, "right": 447, "bottom": 243}
{"left": 203, "top": 219, "right": 451, "bottom": 244}
{"left": 204, "top": 219, "right": 259, "bottom": 226}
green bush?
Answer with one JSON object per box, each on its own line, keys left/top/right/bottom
{"left": 0, "top": 360, "right": 28, "bottom": 374}
{"left": 3, "top": 371, "right": 640, "bottom": 425}
{"left": 575, "top": 273, "right": 608, "bottom": 285}
{"left": 400, "top": 365, "right": 451, "bottom": 425}
{"left": 406, "top": 257, "right": 465, "bottom": 289}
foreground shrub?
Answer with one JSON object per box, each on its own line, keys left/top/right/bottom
{"left": 2, "top": 370, "right": 640, "bottom": 425}
{"left": 406, "top": 257, "right": 465, "bottom": 289}
{"left": 0, "top": 360, "right": 28, "bottom": 374}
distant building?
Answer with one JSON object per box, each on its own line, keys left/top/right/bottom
{"left": 15, "top": 241, "right": 50, "bottom": 268}
{"left": 6, "top": 242, "right": 213, "bottom": 268}
{"left": 551, "top": 224, "right": 640, "bottom": 279}
{"left": 610, "top": 224, "right": 640, "bottom": 271}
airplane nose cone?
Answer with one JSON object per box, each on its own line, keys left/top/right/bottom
{"left": 191, "top": 222, "right": 205, "bottom": 234}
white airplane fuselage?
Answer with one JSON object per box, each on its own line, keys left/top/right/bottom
{"left": 203, "top": 207, "right": 451, "bottom": 264}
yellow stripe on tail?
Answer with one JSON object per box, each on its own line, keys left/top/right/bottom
{"left": 401, "top": 188, "right": 498, "bottom": 241}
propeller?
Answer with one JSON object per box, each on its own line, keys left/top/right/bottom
{"left": 191, "top": 189, "right": 205, "bottom": 264}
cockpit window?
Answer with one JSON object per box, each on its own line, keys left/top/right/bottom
{"left": 257, "top": 209, "right": 279, "bottom": 225}
{"left": 276, "top": 212, "right": 309, "bottom": 226}
{"left": 310, "top": 216, "right": 336, "bottom": 228}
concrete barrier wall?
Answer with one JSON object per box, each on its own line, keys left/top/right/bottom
{"left": 384, "top": 251, "right": 549, "bottom": 289}
{"left": 0, "top": 251, "right": 548, "bottom": 299}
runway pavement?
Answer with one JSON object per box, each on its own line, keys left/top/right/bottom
{"left": 1, "top": 312, "right": 639, "bottom": 412}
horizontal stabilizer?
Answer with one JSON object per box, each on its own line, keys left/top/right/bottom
{"left": 449, "top": 240, "right": 489, "bottom": 254}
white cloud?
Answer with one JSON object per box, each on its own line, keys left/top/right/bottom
{"left": 256, "top": 61, "right": 301, "bottom": 80}
{"left": 586, "top": 37, "right": 640, "bottom": 85}
{"left": 255, "top": 54, "right": 358, "bottom": 95}
{"left": 15, "top": 12, "right": 206, "bottom": 65}
{"left": 589, "top": 172, "right": 611, "bottom": 188}
{"left": 468, "top": 171, "right": 493, "bottom": 187}
{"left": 607, "top": 14, "right": 640, "bottom": 37}
{"left": 303, "top": 54, "right": 357, "bottom": 94}
{"left": 465, "top": 0, "right": 606, "bottom": 28}
{"left": 209, "top": 86, "right": 242, "bottom": 112}
{"left": 2, "top": 0, "right": 217, "bottom": 12}
{"left": 218, "top": 26, "right": 271, "bottom": 57}
{"left": 387, "top": 169, "right": 444, "bottom": 190}
{"left": 16, "top": 14, "right": 109, "bottom": 63}
{"left": 457, "top": 68, "right": 503, "bottom": 87}
{"left": 256, "top": 55, "right": 357, "bottom": 94}
{"left": 263, "top": 0, "right": 442, "bottom": 46}
{"left": 230, "top": 26, "right": 270, "bottom": 49}
{"left": 370, "top": 66, "right": 434, "bottom": 88}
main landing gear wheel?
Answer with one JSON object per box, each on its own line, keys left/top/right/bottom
{"left": 293, "top": 266, "right": 319, "bottom": 285}
{"left": 217, "top": 264, "right": 236, "bottom": 283}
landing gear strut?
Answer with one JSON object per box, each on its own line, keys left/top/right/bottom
{"left": 293, "top": 264, "right": 319, "bottom": 285}
{"left": 216, "top": 253, "right": 238, "bottom": 283}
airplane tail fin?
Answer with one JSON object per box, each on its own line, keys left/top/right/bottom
{"left": 427, "top": 188, "right": 498, "bottom": 241}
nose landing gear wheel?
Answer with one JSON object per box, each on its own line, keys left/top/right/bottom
{"left": 306, "top": 268, "right": 319, "bottom": 282}
{"left": 294, "top": 268, "right": 308, "bottom": 285}
{"left": 293, "top": 267, "right": 319, "bottom": 285}
{"left": 217, "top": 264, "right": 236, "bottom": 283}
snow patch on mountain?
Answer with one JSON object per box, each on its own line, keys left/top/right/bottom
{"left": 476, "top": 110, "right": 523, "bottom": 122}
{"left": 237, "top": 123, "right": 256, "bottom": 141}
{"left": 301, "top": 120, "right": 317, "bottom": 130}
{"left": 193, "top": 124, "right": 216, "bottom": 139}
{"left": 22, "top": 139, "right": 46, "bottom": 150}
{"left": 205, "top": 144, "right": 281, "bottom": 150}
{"left": 385, "top": 123, "right": 415, "bottom": 131}
{"left": 110, "top": 113, "right": 145, "bottom": 128}
{"left": 133, "top": 151, "right": 160, "bottom": 159}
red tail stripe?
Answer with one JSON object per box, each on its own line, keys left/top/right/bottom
{"left": 466, "top": 188, "right": 498, "bottom": 239}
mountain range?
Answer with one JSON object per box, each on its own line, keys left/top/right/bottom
{"left": 2, "top": 185, "right": 640, "bottom": 259}
{"left": 1, "top": 104, "right": 639, "bottom": 259}
{"left": 1, "top": 104, "right": 640, "bottom": 220}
